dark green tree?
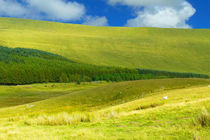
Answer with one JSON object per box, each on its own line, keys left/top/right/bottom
{"left": 59, "top": 73, "right": 69, "bottom": 83}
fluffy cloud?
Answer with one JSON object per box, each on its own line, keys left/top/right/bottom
{"left": 108, "top": 0, "right": 183, "bottom": 7}
{"left": 0, "top": 0, "right": 27, "bottom": 17}
{"left": 126, "top": 2, "right": 195, "bottom": 28}
{"left": 0, "top": 0, "right": 85, "bottom": 21}
{"left": 83, "top": 16, "right": 108, "bottom": 26}
{"left": 108, "top": 0, "right": 196, "bottom": 28}
{"left": 26, "top": 0, "right": 85, "bottom": 21}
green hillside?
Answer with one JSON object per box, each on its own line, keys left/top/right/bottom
{"left": 0, "top": 78, "right": 209, "bottom": 118}
{"left": 1, "top": 46, "right": 207, "bottom": 85}
{"left": 0, "top": 82, "right": 106, "bottom": 108}
{"left": 0, "top": 17, "right": 210, "bottom": 140}
{"left": 0, "top": 79, "right": 209, "bottom": 139}
{"left": 0, "top": 17, "right": 209, "bottom": 75}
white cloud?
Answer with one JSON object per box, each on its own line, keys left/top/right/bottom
{"left": 26, "top": 0, "right": 85, "bottom": 21}
{"left": 0, "top": 0, "right": 85, "bottom": 21}
{"left": 126, "top": 2, "right": 195, "bottom": 28}
{"left": 108, "top": 0, "right": 183, "bottom": 7}
{"left": 0, "top": 0, "right": 27, "bottom": 17}
{"left": 108, "top": 0, "right": 196, "bottom": 28}
{"left": 83, "top": 16, "right": 108, "bottom": 26}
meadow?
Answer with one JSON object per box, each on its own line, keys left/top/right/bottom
{"left": 0, "top": 79, "right": 209, "bottom": 139}
{"left": 0, "top": 82, "right": 106, "bottom": 108}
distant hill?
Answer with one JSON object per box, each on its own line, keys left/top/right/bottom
{"left": 0, "top": 17, "right": 209, "bottom": 75}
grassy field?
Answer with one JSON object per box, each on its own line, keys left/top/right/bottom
{"left": 0, "top": 78, "right": 209, "bottom": 118}
{"left": 0, "top": 17, "right": 209, "bottom": 140}
{"left": 0, "top": 17, "right": 209, "bottom": 75}
{"left": 0, "top": 79, "right": 209, "bottom": 139}
{"left": 0, "top": 82, "right": 106, "bottom": 108}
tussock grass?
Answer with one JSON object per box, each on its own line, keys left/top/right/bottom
{"left": 195, "top": 107, "right": 210, "bottom": 127}
{"left": 25, "top": 112, "right": 91, "bottom": 126}
{"left": 24, "top": 111, "right": 120, "bottom": 126}
{"left": 135, "top": 102, "right": 164, "bottom": 110}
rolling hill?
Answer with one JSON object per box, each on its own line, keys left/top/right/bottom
{"left": 0, "top": 17, "right": 209, "bottom": 75}
{"left": 0, "top": 17, "right": 209, "bottom": 140}
{"left": 0, "top": 79, "right": 209, "bottom": 139}
{"left": 0, "top": 78, "right": 209, "bottom": 117}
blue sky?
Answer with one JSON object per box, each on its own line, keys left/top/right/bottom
{"left": 187, "top": 0, "right": 210, "bottom": 28}
{"left": 0, "top": 0, "right": 209, "bottom": 28}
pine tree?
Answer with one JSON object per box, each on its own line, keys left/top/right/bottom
{"left": 59, "top": 73, "right": 69, "bottom": 83}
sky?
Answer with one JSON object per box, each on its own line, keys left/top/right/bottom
{"left": 0, "top": 0, "right": 209, "bottom": 28}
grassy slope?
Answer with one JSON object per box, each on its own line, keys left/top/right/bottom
{"left": 0, "top": 79, "right": 209, "bottom": 139}
{"left": 0, "top": 17, "right": 210, "bottom": 75}
{"left": 0, "top": 82, "right": 106, "bottom": 108}
{"left": 0, "top": 78, "right": 209, "bottom": 118}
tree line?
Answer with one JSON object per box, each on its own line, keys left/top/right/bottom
{"left": 0, "top": 46, "right": 208, "bottom": 85}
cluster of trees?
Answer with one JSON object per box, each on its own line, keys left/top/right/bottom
{"left": 0, "top": 46, "right": 208, "bottom": 85}
{"left": 137, "top": 69, "right": 209, "bottom": 79}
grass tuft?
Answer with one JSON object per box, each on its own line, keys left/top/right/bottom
{"left": 25, "top": 112, "right": 92, "bottom": 126}
{"left": 25, "top": 110, "right": 122, "bottom": 126}
{"left": 195, "top": 107, "right": 210, "bottom": 127}
{"left": 135, "top": 102, "right": 164, "bottom": 110}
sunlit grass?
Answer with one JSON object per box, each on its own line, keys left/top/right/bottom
{"left": 21, "top": 84, "right": 210, "bottom": 126}
{"left": 0, "top": 83, "right": 209, "bottom": 139}
{"left": 0, "top": 78, "right": 209, "bottom": 119}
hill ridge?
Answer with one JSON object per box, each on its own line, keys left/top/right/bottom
{"left": 0, "top": 17, "right": 209, "bottom": 75}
